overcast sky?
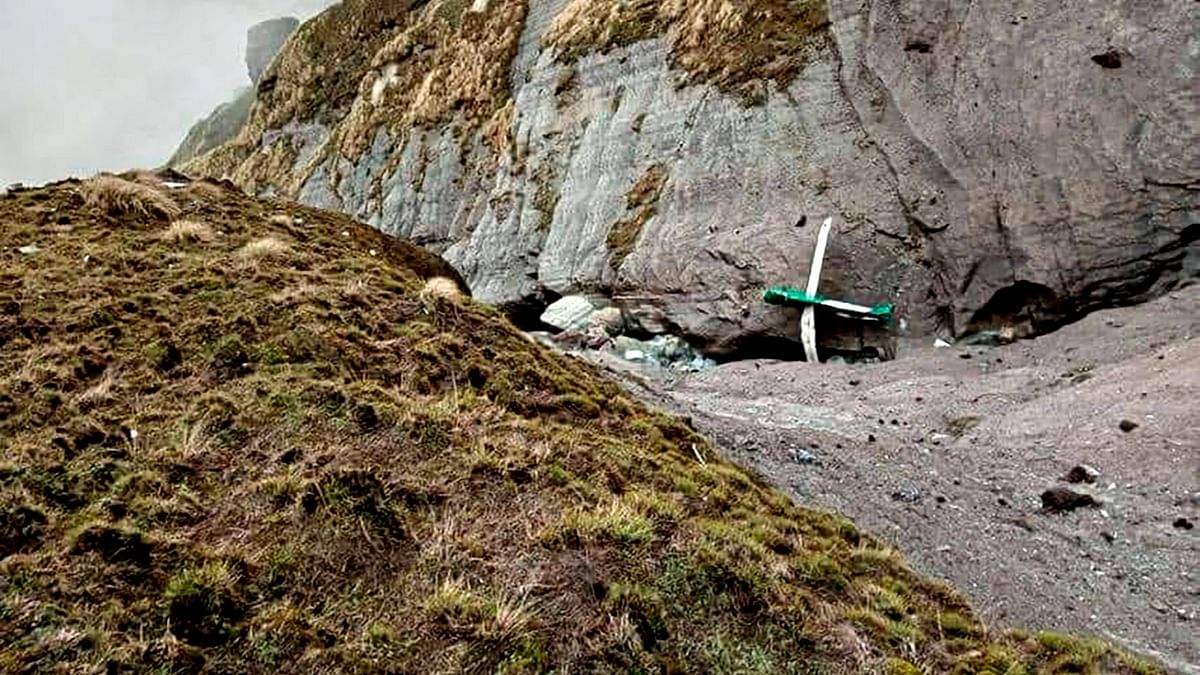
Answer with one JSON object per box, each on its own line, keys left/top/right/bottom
{"left": 0, "top": 0, "right": 338, "bottom": 187}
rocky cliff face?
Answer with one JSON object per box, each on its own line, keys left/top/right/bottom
{"left": 246, "top": 16, "right": 301, "bottom": 85}
{"left": 183, "top": 0, "right": 1199, "bottom": 357}
{"left": 167, "top": 88, "right": 256, "bottom": 169}
{"left": 168, "top": 17, "right": 300, "bottom": 168}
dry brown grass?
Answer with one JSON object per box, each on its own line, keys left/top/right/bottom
{"left": 184, "top": 180, "right": 228, "bottom": 201}
{"left": 546, "top": 0, "right": 828, "bottom": 100}
{"left": 422, "top": 276, "right": 464, "bottom": 301}
{"left": 236, "top": 236, "right": 291, "bottom": 260}
{"left": 162, "top": 220, "right": 216, "bottom": 243}
{"left": 73, "top": 369, "right": 117, "bottom": 409}
{"left": 82, "top": 175, "right": 182, "bottom": 221}
{"left": 333, "top": 0, "right": 529, "bottom": 157}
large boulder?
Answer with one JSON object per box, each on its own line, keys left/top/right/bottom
{"left": 539, "top": 295, "right": 596, "bottom": 332}
{"left": 181, "top": 0, "right": 1199, "bottom": 357}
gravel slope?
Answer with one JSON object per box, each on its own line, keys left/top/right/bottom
{"left": 614, "top": 285, "right": 1199, "bottom": 672}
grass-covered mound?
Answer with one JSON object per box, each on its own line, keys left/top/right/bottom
{"left": 0, "top": 174, "right": 1159, "bottom": 674}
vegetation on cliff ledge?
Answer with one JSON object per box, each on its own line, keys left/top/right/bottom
{"left": 185, "top": 0, "right": 528, "bottom": 194}
{"left": 184, "top": 0, "right": 831, "bottom": 196}
{"left": 545, "top": 0, "right": 829, "bottom": 102}
{"left": 0, "top": 173, "right": 1160, "bottom": 673}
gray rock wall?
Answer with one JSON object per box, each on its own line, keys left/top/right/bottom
{"left": 836, "top": 0, "right": 1199, "bottom": 334}
{"left": 210, "top": 0, "right": 1199, "bottom": 356}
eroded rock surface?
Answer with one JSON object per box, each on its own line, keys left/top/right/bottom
{"left": 182, "top": 0, "right": 1199, "bottom": 357}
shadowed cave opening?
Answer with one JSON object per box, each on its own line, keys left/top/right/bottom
{"left": 966, "top": 280, "right": 1061, "bottom": 338}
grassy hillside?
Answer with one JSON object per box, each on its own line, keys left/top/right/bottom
{"left": 0, "top": 174, "right": 1159, "bottom": 674}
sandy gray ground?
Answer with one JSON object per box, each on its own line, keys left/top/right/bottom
{"left": 585, "top": 285, "right": 1200, "bottom": 672}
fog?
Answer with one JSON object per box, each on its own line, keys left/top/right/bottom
{"left": 0, "top": 0, "right": 338, "bottom": 187}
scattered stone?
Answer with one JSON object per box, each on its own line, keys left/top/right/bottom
{"left": 1091, "top": 48, "right": 1123, "bottom": 69}
{"left": 891, "top": 487, "right": 923, "bottom": 503}
{"left": 540, "top": 295, "right": 596, "bottom": 332}
{"left": 960, "top": 329, "right": 1015, "bottom": 346}
{"left": 867, "top": 434, "right": 876, "bottom": 443}
{"left": 959, "top": 352, "right": 973, "bottom": 359}
{"left": 612, "top": 335, "right": 644, "bottom": 354}
{"left": 1100, "top": 531, "right": 1116, "bottom": 544}
{"left": 1173, "top": 518, "right": 1194, "bottom": 531}
{"left": 584, "top": 330, "right": 611, "bottom": 350}
{"left": 848, "top": 378, "right": 861, "bottom": 386}
{"left": 551, "top": 329, "right": 588, "bottom": 349}
{"left": 1064, "top": 464, "right": 1101, "bottom": 484}
{"left": 1010, "top": 516, "right": 1037, "bottom": 532}
{"left": 1118, "top": 419, "right": 1139, "bottom": 433}
{"left": 17, "top": 244, "right": 40, "bottom": 256}
{"left": 1041, "top": 487, "right": 1099, "bottom": 513}
{"left": 613, "top": 334, "right": 714, "bottom": 371}
{"left": 588, "top": 306, "right": 625, "bottom": 336}
{"left": 790, "top": 448, "right": 819, "bottom": 465}
{"left": 934, "top": 338, "right": 954, "bottom": 348}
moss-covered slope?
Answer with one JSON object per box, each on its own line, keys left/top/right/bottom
{"left": 0, "top": 175, "right": 1159, "bottom": 673}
